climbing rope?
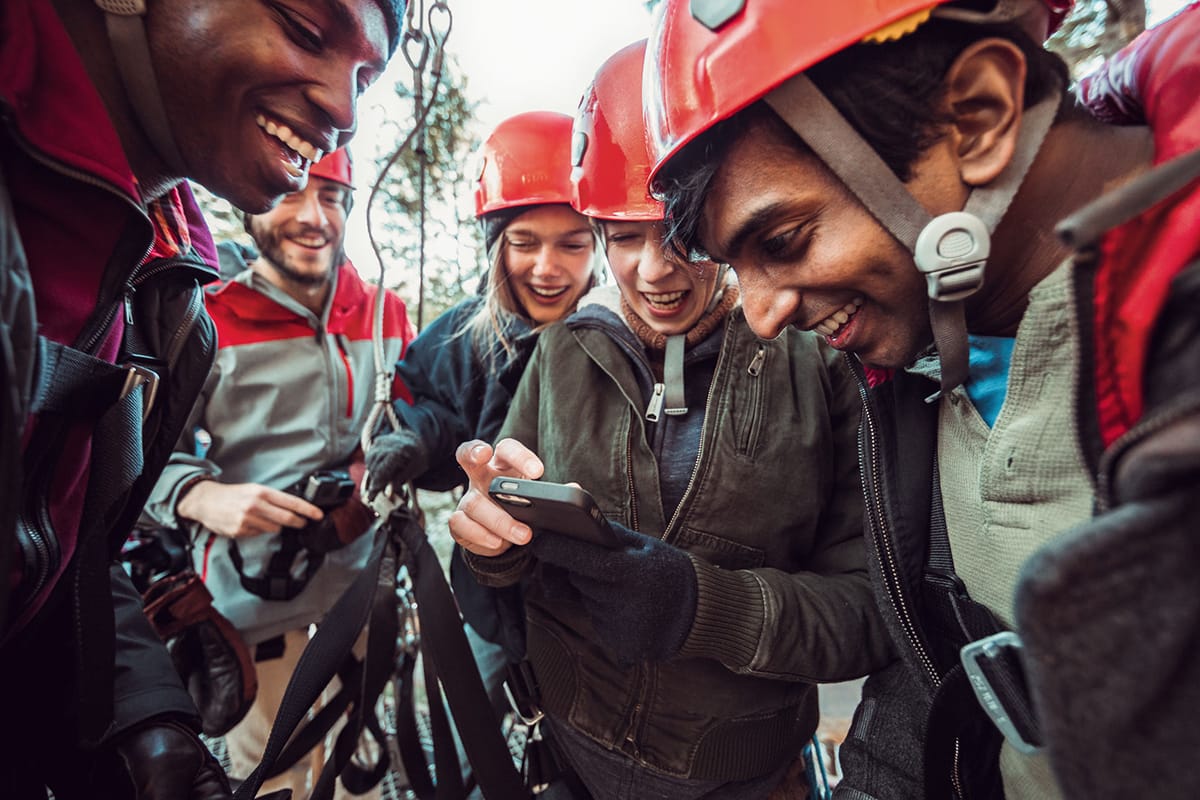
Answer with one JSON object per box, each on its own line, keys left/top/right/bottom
{"left": 361, "top": 0, "right": 453, "bottom": 456}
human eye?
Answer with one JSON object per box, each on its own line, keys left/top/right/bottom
{"left": 319, "top": 189, "right": 346, "bottom": 207}
{"left": 505, "top": 236, "right": 537, "bottom": 252}
{"left": 273, "top": 4, "right": 323, "bottom": 52}
{"left": 760, "top": 222, "right": 814, "bottom": 262}
{"left": 606, "top": 232, "right": 643, "bottom": 247}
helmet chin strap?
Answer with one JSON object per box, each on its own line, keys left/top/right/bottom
{"left": 766, "top": 73, "right": 1061, "bottom": 400}
{"left": 95, "top": 0, "right": 190, "bottom": 184}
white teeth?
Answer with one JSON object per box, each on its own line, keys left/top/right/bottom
{"left": 814, "top": 297, "right": 864, "bottom": 337}
{"left": 282, "top": 161, "right": 304, "bottom": 178}
{"left": 530, "top": 286, "right": 567, "bottom": 297}
{"left": 645, "top": 290, "right": 685, "bottom": 304}
{"left": 255, "top": 114, "right": 323, "bottom": 169}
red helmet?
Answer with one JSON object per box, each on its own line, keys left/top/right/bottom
{"left": 309, "top": 147, "right": 354, "bottom": 189}
{"left": 474, "top": 111, "right": 576, "bottom": 218}
{"left": 571, "top": 40, "right": 661, "bottom": 221}
{"left": 646, "top": 0, "right": 1073, "bottom": 185}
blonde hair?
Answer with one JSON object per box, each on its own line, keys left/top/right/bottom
{"left": 463, "top": 211, "right": 605, "bottom": 372}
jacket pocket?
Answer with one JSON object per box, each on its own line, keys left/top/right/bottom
{"left": 734, "top": 344, "right": 767, "bottom": 458}
{"left": 675, "top": 525, "right": 765, "bottom": 570}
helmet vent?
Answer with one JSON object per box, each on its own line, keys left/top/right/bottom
{"left": 690, "top": 0, "right": 746, "bottom": 31}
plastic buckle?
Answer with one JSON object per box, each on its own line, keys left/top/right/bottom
{"left": 960, "top": 631, "right": 1042, "bottom": 754}
{"left": 119, "top": 362, "right": 160, "bottom": 423}
{"left": 914, "top": 211, "right": 989, "bottom": 302}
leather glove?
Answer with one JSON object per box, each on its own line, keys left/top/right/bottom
{"left": 364, "top": 428, "right": 429, "bottom": 499}
{"left": 113, "top": 719, "right": 233, "bottom": 799}
{"left": 531, "top": 523, "right": 698, "bottom": 664}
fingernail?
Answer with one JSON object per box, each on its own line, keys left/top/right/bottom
{"left": 470, "top": 443, "right": 489, "bottom": 461}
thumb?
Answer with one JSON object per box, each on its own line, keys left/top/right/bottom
{"left": 455, "top": 439, "right": 495, "bottom": 493}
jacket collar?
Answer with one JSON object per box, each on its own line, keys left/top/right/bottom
{"left": 0, "top": 0, "right": 138, "bottom": 201}
{"left": 211, "top": 261, "right": 368, "bottom": 331}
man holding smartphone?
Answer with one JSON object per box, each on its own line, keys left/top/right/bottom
{"left": 141, "top": 150, "right": 415, "bottom": 799}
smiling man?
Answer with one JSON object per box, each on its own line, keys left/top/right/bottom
{"left": 0, "top": 0, "right": 403, "bottom": 798}
{"left": 649, "top": 1, "right": 1200, "bottom": 799}
{"left": 142, "top": 150, "right": 415, "bottom": 799}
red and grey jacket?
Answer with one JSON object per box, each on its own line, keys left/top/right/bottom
{"left": 142, "top": 258, "right": 415, "bottom": 645}
{"left": 1, "top": 0, "right": 219, "bottom": 745}
{"left": 834, "top": 7, "right": 1200, "bottom": 800}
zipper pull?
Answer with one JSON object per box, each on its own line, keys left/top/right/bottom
{"left": 645, "top": 383, "right": 665, "bottom": 422}
{"left": 747, "top": 346, "right": 765, "bottom": 376}
{"left": 124, "top": 290, "right": 135, "bottom": 325}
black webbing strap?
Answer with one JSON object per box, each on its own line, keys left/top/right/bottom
{"left": 390, "top": 656, "right": 437, "bottom": 800}
{"left": 28, "top": 337, "right": 131, "bottom": 418}
{"left": 308, "top": 535, "right": 400, "bottom": 800}
{"left": 395, "top": 517, "right": 528, "bottom": 799}
{"left": 268, "top": 654, "right": 372, "bottom": 777}
{"left": 228, "top": 530, "right": 325, "bottom": 602}
{"left": 233, "top": 518, "right": 393, "bottom": 800}
{"left": 76, "top": 376, "right": 148, "bottom": 744}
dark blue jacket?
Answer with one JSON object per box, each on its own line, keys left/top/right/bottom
{"left": 393, "top": 296, "right": 537, "bottom": 658}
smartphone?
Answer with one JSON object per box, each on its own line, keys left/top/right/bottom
{"left": 488, "top": 477, "right": 622, "bottom": 549}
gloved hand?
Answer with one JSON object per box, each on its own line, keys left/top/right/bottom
{"left": 113, "top": 719, "right": 233, "bottom": 799}
{"left": 364, "top": 429, "right": 429, "bottom": 500}
{"left": 531, "top": 523, "right": 698, "bottom": 664}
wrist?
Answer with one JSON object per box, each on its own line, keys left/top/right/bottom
{"left": 175, "top": 475, "right": 215, "bottom": 524}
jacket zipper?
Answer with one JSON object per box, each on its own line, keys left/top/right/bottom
{"left": 2, "top": 115, "right": 155, "bottom": 615}
{"left": 855, "top": 366, "right": 963, "bottom": 793}
{"left": 661, "top": 315, "right": 733, "bottom": 540}
{"left": 738, "top": 344, "right": 766, "bottom": 454}
{"left": 615, "top": 319, "right": 732, "bottom": 756}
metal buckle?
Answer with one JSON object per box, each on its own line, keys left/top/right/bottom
{"left": 960, "top": 631, "right": 1042, "bottom": 754}
{"left": 503, "top": 682, "right": 544, "bottom": 727}
{"left": 394, "top": 566, "right": 421, "bottom": 657}
{"left": 119, "top": 363, "right": 160, "bottom": 424}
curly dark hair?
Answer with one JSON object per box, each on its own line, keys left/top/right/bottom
{"left": 655, "top": 18, "right": 1069, "bottom": 259}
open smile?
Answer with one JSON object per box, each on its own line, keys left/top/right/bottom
{"left": 526, "top": 285, "right": 571, "bottom": 302}
{"left": 256, "top": 113, "right": 325, "bottom": 178}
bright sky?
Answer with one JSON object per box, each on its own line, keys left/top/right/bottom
{"left": 344, "top": 0, "right": 654, "bottom": 290}
{"left": 345, "top": 0, "right": 1190, "bottom": 297}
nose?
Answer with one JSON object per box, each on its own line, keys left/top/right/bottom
{"left": 293, "top": 188, "right": 330, "bottom": 228}
{"left": 637, "top": 242, "right": 676, "bottom": 284}
{"left": 741, "top": 278, "right": 799, "bottom": 340}
{"left": 530, "top": 245, "right": 561, "bottom": 277}
{"left": 306, "top": 68, "right": 361, "bottom": 137}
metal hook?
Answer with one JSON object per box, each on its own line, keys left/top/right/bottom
{"left": 428, "top": 1, "right": 453, "bottom": 51}
{"left": 402, "top": 27, "right": 429, "bottom": 73}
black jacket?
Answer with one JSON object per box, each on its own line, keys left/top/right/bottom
{"left": 392, "top": 296, "right": 537, "bottom": 658}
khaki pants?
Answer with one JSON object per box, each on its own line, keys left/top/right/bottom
{"left": 226, "top": 628, "right": 381, "bottom": 800}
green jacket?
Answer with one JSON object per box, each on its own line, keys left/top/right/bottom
{"left": 469, "top": 290, "right": 891, "bottom": 781}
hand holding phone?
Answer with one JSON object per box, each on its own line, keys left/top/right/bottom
{"left": 488, "top": 477, "right": 621, "bottom": 549}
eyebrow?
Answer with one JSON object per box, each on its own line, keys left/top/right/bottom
{"left": 713, "top": 201, "right": 792, "bottom": 262}
{"left": 507, "top": 227, "right": 594, "bottom": 239}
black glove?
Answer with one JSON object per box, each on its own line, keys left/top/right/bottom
{"left": 113, "top": 719, "right": 233, "bottom": 799}
{"left": 531, "top": 523, "right": 698, "bottom": 664}
{"left": 364, "top": 429, "right": 429, "bottom": 499}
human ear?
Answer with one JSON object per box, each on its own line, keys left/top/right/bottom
{"left": 943, "top": 38, "right": 1026, "bottom": 188}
